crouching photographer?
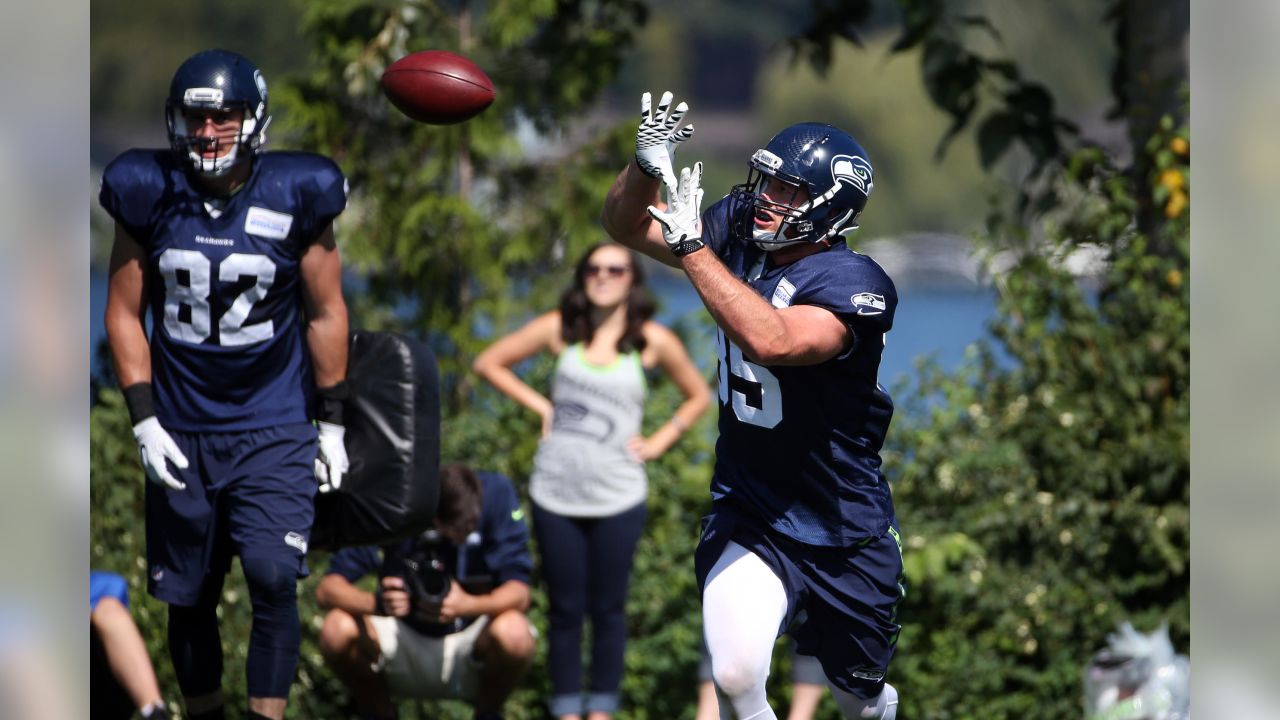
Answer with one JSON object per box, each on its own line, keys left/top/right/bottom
{"left": 317, "top": 464, "right": 535, "bottom": 720}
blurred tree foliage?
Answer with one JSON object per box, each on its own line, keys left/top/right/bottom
{"left": 883, "top": 117, "right": 1189, "bottom": 718}
{"left": 90, "top": 0, "right": 311, "bottom": 152}
{"left": 89, "top": 0, "right": 1187, "bottom": 718}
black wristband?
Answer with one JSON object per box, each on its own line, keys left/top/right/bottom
{"left": 315, "top": 380, "right": 349, "bottom": 426}
{"left": 122, "top": 383, "right": 157, "bottom": 426}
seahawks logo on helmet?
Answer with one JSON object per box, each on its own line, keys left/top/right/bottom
{"left": 832, "top": 154, "right": 874, "bottom": 197}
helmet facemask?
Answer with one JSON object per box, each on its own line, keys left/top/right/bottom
{"left": 730, "top": 150, "right": 811, "bottom": 252}
{"left": 165, "top": 84, "right": 270, "bottom": 178}
{"left": 731, "top": 148, "right": 862, "bottom": 252}
{"left": 730, "top": 123, "right": 874, "bottom": 253}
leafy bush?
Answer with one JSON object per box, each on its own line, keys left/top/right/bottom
{"left": 883, "top": 120, "right": 1189, "bottom": 719}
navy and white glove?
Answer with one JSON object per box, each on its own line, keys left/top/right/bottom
{"left": 647, "top": 162, "right": 706, "bottom": 258}
{"left": 315, "top": 421, "right": 349, "bottom": 494}
{"left": 132, "top": 417, "right": 189, "bottom": 491}
{"left": 635, "top": 91, "right": 695, "bottom": 194}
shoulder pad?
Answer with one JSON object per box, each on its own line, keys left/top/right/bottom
{"left": 98, "top": 149, "right": 178, "bottom": 242}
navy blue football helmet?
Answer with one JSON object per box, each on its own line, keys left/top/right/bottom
{"left": 165, "top": 49, "right": 271, "bottom": 177}
{"left": 730, "top": 122, "right": 874, "bottom": 251}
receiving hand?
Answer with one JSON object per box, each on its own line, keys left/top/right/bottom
{"left": 635, "top": 90, "right": 695, "bottom": 194}
{"left": 647, "top": 162, "right": 706, "bottom": 258}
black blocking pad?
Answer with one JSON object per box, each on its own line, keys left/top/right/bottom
{"left": 311, "top": 331, "right": 441, "bottom": 551}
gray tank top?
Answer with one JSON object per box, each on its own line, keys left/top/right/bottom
{"left": 529, "top": 343, "right": 648, "bottom": 517}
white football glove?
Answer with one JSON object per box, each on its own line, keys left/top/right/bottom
{"left": 635, "top": 90, "right": 695, "bottom": 194}
{"left": 132, "top": 417, "right": 189, "bottom": 491}
{"left": 647, "top": 162, "right": 706, "bottom": 258}
{"left": 315, "top": 421, "right": 349, "bottom": 494}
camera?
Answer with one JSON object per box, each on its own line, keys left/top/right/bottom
{"left": 403, "top": 529, "right": 452, "bottom": 605}
{"left": 382, "top": 529, "right": 453, "bottom": 627}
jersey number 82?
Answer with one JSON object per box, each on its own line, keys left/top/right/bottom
{"left": 158, "top": 248, "right": 277, "bottom": 347}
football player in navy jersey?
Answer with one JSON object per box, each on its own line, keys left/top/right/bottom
{"left": 601, "top": 92, "right": 904, "bottom": 720}
{"left": 101, "top": 49, "right": 350, "bottom": 720}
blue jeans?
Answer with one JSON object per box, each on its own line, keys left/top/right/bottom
{"left": 533, "top": 501, "right": 647, "bottom": 716}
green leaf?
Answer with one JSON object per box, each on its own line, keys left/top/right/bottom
{"left": 977, "top": 112, "right": 1019, "bottom": 169}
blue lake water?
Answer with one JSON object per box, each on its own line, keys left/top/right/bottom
{"left": 90, "top": 270, "right": 999, "bottom": 392}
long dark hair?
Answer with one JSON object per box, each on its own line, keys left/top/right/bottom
{"left": 559, "top": 242, "right": 655, "bottom": 354}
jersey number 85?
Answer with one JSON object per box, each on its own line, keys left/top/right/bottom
{"left": 715, "top": 329, "right": 782, "bottom": 428}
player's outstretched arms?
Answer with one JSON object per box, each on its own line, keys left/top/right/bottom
{"left": 651, "top": 167, "right": 852, "bottom": 366}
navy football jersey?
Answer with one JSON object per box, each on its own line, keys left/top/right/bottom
{"left": 99, "top": 149, "right": 347, "bottom": 431}
{"left": 701, "top": 195, "right": 897, "bottom": 546}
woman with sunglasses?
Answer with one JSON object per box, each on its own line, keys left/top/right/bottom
{"left": 473, "top": 241, "right": 711, "bottom": 720}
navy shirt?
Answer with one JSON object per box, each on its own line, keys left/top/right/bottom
{"left": 702, "top": 195, "right": 898, "bottom": 546}
{"left": 326, "top": 472, "right": 533, "bottom": 636}
{"left": 99, "top": 149, "right": 347, "bottom": 431}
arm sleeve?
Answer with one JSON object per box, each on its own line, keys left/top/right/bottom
{"left": 789, "top": 252, "right": 897, "bottom": 360}
{"left": 794, "top": 253, "right": 897, "bottom": 333}
{"left": 324, "top": 546, "right": 381, "bottom": 583}
{"left": 478, "top": 474, "right": 533, "bottom": 586}
{"left": 297, "top": 155, "right": 348, "bottom": 243}
{"left": 98, "top": 150, "right": 159, "bottom": 242}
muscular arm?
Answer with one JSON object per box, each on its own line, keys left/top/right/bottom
{"left": 104, "top": 224, "right": 152, "bottom": 387}
{"left": 681, "top": 249, "right": 851, "bottom": 366}
{"left": 300, "top": 224, "right": 349, "bottom": 388}
{"left": 601, "top": 160, "right": 682, "bottom": 269}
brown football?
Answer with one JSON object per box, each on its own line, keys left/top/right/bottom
{"left": 380, "top": 50, "right": 495, "bottom": 125}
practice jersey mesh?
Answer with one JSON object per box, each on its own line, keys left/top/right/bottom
{"left": 99, "top": 149, "right": 347, "bottom": 431}
{"left": 701, "top": 195, "right": 898, "bottom": 546}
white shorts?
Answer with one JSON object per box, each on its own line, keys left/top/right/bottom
{"left": 368, "top": 615, "right": 490, "bottom": 701}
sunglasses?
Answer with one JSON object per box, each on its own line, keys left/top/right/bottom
{"left": 585, "top": 264, "right": 631, "bottom": 278}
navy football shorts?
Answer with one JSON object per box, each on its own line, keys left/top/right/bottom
{"left": 695, "top": 504, "right": 905, "bottom": 699}
{"left": 144, "top": 422, "right": 318, "bottom": 606}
